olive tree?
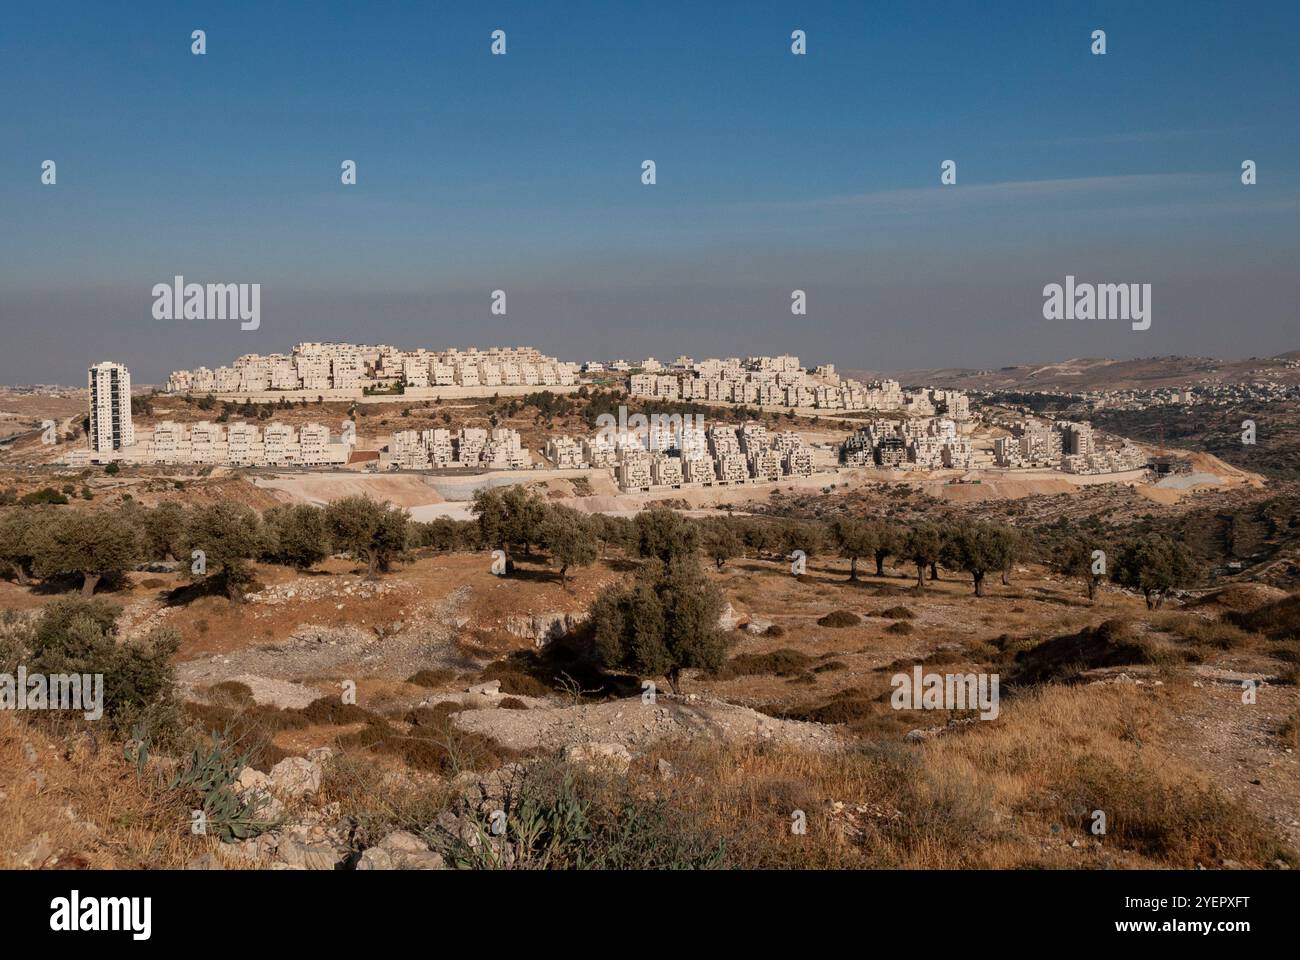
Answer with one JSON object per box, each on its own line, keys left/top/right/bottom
{"left": 1112, "top": 535, "right": 1196, "bottom": 609}
{"left": 540, "top": 505, "right": 598, "bottom": 588}
{"left": 902, "top": 523, "right": 942, "bottom": 590}
{"left": 30, "top": 508, "right": 140, "bottom": 596}
{"left": 590, "top": 557, "right": 728, "bottom": 694}
{"left": 325, "top": 495, "right": 409, "bottom": 580}
{"left": 184, "top": 501, "right": 264, "bottom": 600}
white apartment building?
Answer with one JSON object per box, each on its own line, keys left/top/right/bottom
{"left": 125, "top": 419, "right": 349, "bottom": 467}
{"left": 167, "top": 342, "right": 577, "bottom": 395}
{"left": 88, "top": 362, "right": 134, "bottom": 454}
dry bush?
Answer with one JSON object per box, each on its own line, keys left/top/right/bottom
{"left": 1278, "top": 713, "right": 1300, "bottom": 749}
{"left": 877, "top": 605, "right": 916, "bottom": 619}
{"left": 1153, "top": 612, "right": 1254, "bottom": 651}
{"left": 205, "top": 680, "right": 255, "bottom": 708}
{"left": 714, "top": 649, "right": 816, "bottom": 679}
{"left": 818, "top": 610, "right": 861, "bottom": 628}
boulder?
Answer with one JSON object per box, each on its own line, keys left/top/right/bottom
{"left": 15, "top": 832, "right": 54, "bottom": 868}
{"left": 564, "top": 742, "right": 633, "bottom": 772}
{"left": 505, "top": 612, "right": 588, "bottom": 647}
{"left": 277, "top": 838, "right": 347, "bottom": 870}
{"left": 717, "top": 603, "right": 742, "bottom": 631}
{"left": 268, "top": 756, "right": 322, "bottom": 799}
{"left": 356, "top": 831, "right": 446, "bottom": 870}
{"left": 234, "top": 767, "right": 285, "bottom": 819}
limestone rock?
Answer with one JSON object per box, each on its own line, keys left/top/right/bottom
{"left": 717, "top": 603, "right": 742, "bottom": 631}
{"left": 564, "top": 741, "right": 633, "bottom": 772}
{"left": 277, "top": 838, "right": 347, "bottom": 870}
{"left": 268, "top": 756, "right": 322, "bottom": 799}
{"left": 356, "top": 830, "right": 446, "bottom": 870}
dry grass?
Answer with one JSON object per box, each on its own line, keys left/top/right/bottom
{"left": 0, "top": 713, "right": 223, "bottom": 868}
{"left": 635, "top": 681, "right": 1292, "bottom": 868}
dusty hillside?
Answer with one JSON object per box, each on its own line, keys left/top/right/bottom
{"left": 4, "top": 533, "right": 1297, "bottom": 870}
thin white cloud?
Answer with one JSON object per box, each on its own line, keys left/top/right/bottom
{"left": 737, "top": 173, "right": 1217, "bottom": 214}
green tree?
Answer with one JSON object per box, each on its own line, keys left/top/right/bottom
{"left": 590, "top": 557, "right": 728, "bottom": 694}
{"left": 185, "top": 501, "right": 264, "bottom": 600}
{"left": 262, "top": 504, "right": 331, "bottom": 570}
{"left": 142, "top": 501, "right": 187, "bottom": 562}
{"left": 540, "top": 506, "right": 598, "bottom": 587}
{"left": 869, "top": 521, "right": 899, "bottom": 577}
{"left": 472, "top": 486, "right": 546, "bottom": 564}
{"left": 0, "top": 509, "right": 43, "bottom": 583}
{"left": 830, "top": 517, "right": 875, "bottom": 581}
{"left": 740, "top": 520, "right": 778, "bottom": 560}
{"left": 30, "top": 508, "right": 140, "bottom": 596}
{"left": 902, "top": 523, "right": 942, "bottom": 590}
{"left": 1112, "top": 535, "right": 1196, "bottom": 609}
{"left": 325, "top": 495, "right": 409, "bottom": 579}
{"left": 635, "top": 506, "right": 699, "bottom": 563}
{"left": 946, "top": 521, "right": 1016, "bottom": 597}
{"left": 1055, "top": 538, "right": 1107, "bottom": 601}
{"left": 701, "top": 518, "right": 743, "bottom": 571}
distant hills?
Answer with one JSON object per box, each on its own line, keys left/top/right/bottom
{"left": 844, "top": 352, "right": 1300, "bottom": 393}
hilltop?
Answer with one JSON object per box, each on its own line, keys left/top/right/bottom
{"left": 846, "top": 352, "right": 1300, "bottom": 393}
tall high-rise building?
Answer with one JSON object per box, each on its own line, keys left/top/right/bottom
{"left": 88, "top": 361, "right": 134, "bottom": 453}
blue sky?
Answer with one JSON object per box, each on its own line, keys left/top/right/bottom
{"left": 2, "top": 0, "right": 1297, "bottom": 383}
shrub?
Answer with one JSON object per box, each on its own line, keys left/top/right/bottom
{"left": 14, "top": 597, "right": 180, "bottom": 736}
{"left": 713, "top": 649, "right": 815, "bottom": 679}
{"left": 878, "top": 605, "right": 915, "bottom": 620}
{"left": 1064, "top": 755, "right": 1287, "bottom": 867}
{"left": 1226, "top": 594, "right": 1300, "bottom": 642}
{"left": 447, "top": 763, "right": 729, "bottom": 869}
{"left": 169, "top": 730, "right": 278, "bottom": 840}
{"left": 817, "top": 610, "right": 861, "bottom": 628}
{"left": 20, "top": 488, "right": 69, "bottom": 506}
{"left": 477, "top": 662, "right": 553, "bottom": 698}
{"left": 885, "top": 621, "right": 914, "bottom": 635}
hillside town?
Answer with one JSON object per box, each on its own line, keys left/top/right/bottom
{"left": 627, "top": 357, "right": 970, "bottom": 416}
{"left": 166, "top": 342, "right": 579, "bottom": 396}
{"left": 64, "top": 352, "right": 1166, "bottom": 488}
